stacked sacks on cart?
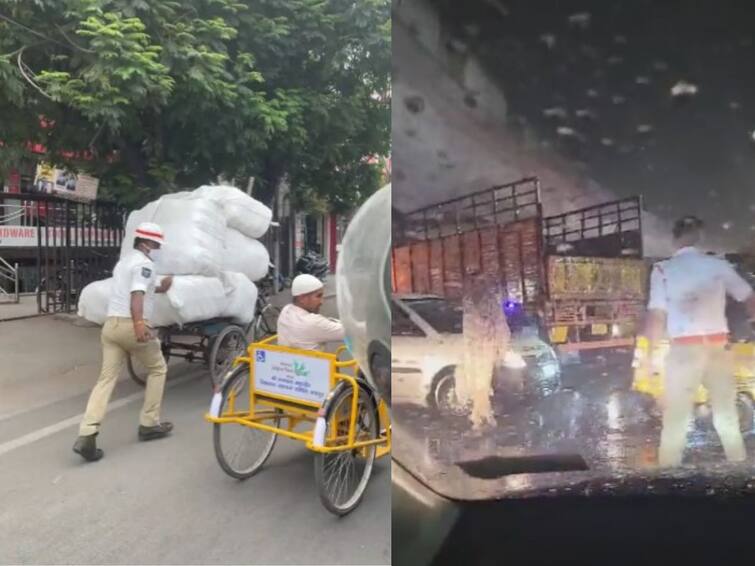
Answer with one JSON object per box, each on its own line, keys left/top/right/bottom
{"left": 77, "top": 274, "right": 258, "bottom": 327}
{"left": 78, "top": 185, "right": 271, "bottom": 327}
{"left": 119, "top": 186, "right": 272, "bottom": 280}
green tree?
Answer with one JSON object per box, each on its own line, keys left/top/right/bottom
{"left": 0, "top": 0, "right": 390, "bottom": 210}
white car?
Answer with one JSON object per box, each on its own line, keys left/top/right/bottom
{"left": 392, "top": 295, "right": 561, "bottom": 413}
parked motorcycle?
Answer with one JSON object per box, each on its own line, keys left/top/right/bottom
{"left": 295, "top": 249, "right": 329, "bottom": 281}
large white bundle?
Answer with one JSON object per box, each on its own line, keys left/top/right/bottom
{"left": 165, "top": 275, "right": 227, "bottom": 324}
{"left": 194, "top": 185, "right": 272, "bottom": 239}
{"left": 151, "top": 286, "right": 181, "bottom": 327}
{"left": 220, "top": 271, "right": 258, "bottom": 325}
{"left": 77, "top": 278, "right": 112, "bottom": 325}
{"left": 222, "top": 229, "right": 270, "bottom": 282}
{"left": 121, "top": 192, "right": 226, "bottom": 277}
{"left": 78, "top": 277, "right": 173, "bottom": 327}
{"left": 77, "top": 277, "right": 178, "bottom": 327}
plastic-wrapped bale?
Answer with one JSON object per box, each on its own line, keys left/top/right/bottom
{"left": 220, "top": 271, "right": 258, "bottom": 325}
{"left": 78, "top": 276, "right": 186, "bottom": 328}
{"left": 77, "top": 278, "right": 112, "bottom": 325}
{"left": 165, "top": 275, "right": 227, "bottom": 324}
{"left": 194, "top": 185, "right": 272, "bottom": 239}
{"left": 151, "top": 287, "right": 181, "bottom": 327}
{"left": 222, "top": 229, "right": 270, "bottom": 282}
{"left": 121, "top": 192, "right": 226, "bottom": 277}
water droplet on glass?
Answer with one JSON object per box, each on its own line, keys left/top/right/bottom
{"left": 568, "top": 12, "right": 591, "bottom": 29}
{"left": 540, "top": 33, "right": 557, "bottom": 49}
{"left": 671, "top": 80, "right": 698, "bottom": 97}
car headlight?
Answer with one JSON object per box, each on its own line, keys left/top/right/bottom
{"left": 539, "top": 361, "right": 560, "bottom": 379}
{"left": 502, "top": 350, "right": 527, "bottom": 369}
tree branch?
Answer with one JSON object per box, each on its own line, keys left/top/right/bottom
{"left": 55, "top": 23, "right": 95, "bottom": 54}
{"left": 0, "top": 12, "right": 71, "bottom": 50}
{"left": 17, "top": 48, "right": 55, "bottom": 100}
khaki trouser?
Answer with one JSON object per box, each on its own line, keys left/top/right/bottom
{"left": 79, "top": 317, "right": 167, "bottom": 436}
{"left": 658, "top": 343, "right": 746, "bottom": 467}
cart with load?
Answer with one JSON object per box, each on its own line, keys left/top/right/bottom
{"left": 128, "top": 282, "right": 281, "bottom": 388}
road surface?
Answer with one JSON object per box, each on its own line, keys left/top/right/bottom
{"left": 0, "top": 290, "right": 390, "bottom": 565}
{"left": 393, "top": 349, "right": 755, "bottom": 498}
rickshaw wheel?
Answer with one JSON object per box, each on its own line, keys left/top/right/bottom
{"left": 253, "top": 304, "right": 281, "bottom": 341}
{"left": 209, "top": 325, "right": 248, "bottom": 389}
{"left": 737, "top": 393, "right": 754, "bottom": 434}
{"left": 213, "top": 365, "right": 280, "bottom": 479}
{"left": 126, "top": 330, "right": 170, "bottom": 387}
{"left": 127, "top": 356, "right": 148, "bottom": 387}
{"left": 127, "top": 338, "right": 168, "bottom": 387}
{"left": 314, "top": 385, "right": 378, "bottom": 516}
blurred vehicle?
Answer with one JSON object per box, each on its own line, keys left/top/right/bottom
{"left": 632, "top": 336, "right": 755, "bottom": 432}
{"left": 391, "top": 294, "right": 561, "bottom": 413}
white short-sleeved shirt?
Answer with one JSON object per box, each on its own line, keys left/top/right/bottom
{"left": 277, "top": 304, "right": 345, "bottom": 351}
{"left": 648, "top": 247, "right": 753, "bottom": 338}
{"left": 107, "top": 250, "right": 157, "bottom": 320}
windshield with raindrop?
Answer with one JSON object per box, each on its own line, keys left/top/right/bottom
{"left": 392, "top": 0, "right": 755, "bottom": 501}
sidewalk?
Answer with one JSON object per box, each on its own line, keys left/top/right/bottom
{"left": 0, "top": 296, "right": 41, "bottom": 322}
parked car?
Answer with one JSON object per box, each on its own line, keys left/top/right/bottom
{"left": 392, "top": 295, "right": 562, "bottom": 414}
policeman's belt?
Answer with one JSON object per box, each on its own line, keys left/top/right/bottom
{"left": 671, "top": 333, "right": 729, "bottom": 345}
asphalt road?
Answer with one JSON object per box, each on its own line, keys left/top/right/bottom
{"left": 0, "top": 298, "right": 390, "bottom": 565}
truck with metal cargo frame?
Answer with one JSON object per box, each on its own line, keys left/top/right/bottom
{"left": 391, "top": 177, "right": 649, "bottom": 353}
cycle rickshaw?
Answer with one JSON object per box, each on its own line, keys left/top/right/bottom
{"left": 632, "top": 335, "right": 755, "bottom": 432}
{"left": 128, "top": 278, "right": 281, "bottom": 388}
{"left": 205, "top": 335, "right": 391, "bottom": 516}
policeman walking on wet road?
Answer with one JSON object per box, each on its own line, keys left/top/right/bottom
{"left": 645, "top": 216, "right": 755, "bottom": 467}
{"left": 73, "top": 222, "right": 175, "bottom": 462}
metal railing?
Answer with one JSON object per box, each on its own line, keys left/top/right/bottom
{"left": 0, "top": 256, "right": 20, "bottom": 304}
{"left": 0, "top": 192, "right": 126, "bottom": 314}
{"left": 394, "top": 177, "right": 542, "bottom": 245}
{"left": 543, "top": 195, "right": 643, "bottom": 258}
{"left": 0, "top": 203, "right": 26, "bottom": 225}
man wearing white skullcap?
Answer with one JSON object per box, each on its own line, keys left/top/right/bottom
{"left": 73, "top": 222, "right": 175, "bottom": 462}
{"left": 277, "top": 274, "right": 345, "bottom": 351}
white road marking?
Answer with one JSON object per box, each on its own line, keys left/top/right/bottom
{"left": 0, "top": 373, "right": 199, "bottom": 458}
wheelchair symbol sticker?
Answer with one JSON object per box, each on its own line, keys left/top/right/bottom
{"left": 256, "top": 350, "right": 266, "bottom": 363}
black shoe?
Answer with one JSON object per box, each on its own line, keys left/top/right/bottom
{"left": 138, "top": 422, "right": 174, "bottom": 441}
{"left": 73, "top": 434, "right": 104, "bottom": 462}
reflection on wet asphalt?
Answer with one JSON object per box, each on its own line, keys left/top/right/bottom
{"left": 395, "top": 352, "right": 755, "bottom": 495}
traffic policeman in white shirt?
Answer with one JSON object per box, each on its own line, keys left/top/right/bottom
{"left": 277, "top": 274, "right": 345, "bottom": 351}
{"left": 645, "top": 216, "right": 755, "bottom": 467}
{"left": 73, "top": 222, "right": 175, "bottom": 462}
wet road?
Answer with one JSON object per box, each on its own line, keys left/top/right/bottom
{"left": 393, "top": 350, "right": 755, "bottom": 499}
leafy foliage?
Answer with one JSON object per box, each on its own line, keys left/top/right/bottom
{"left": 0, "top": 0, "right": 390, "bottom": 210}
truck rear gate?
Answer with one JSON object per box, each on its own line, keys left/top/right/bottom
{"left": 392, "top": 178, "right": 543, "bottom": 304}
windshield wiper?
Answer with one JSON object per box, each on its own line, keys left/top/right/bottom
{"left": 456, "top": 453, "right": 589, "bottom": 479}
